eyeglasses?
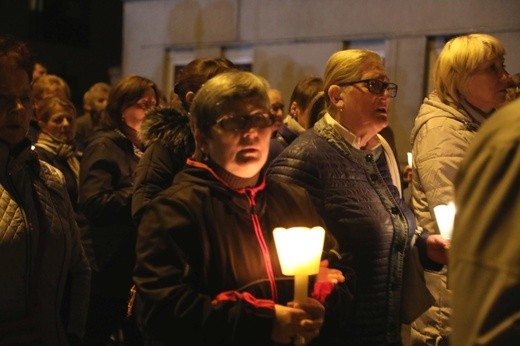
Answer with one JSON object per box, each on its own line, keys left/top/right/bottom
{"left": 340, "top": 79, "right": 398, "bottom": 98}
{"left": 214, "top": 113, "right": 275, "bottom": 132}
{"left": 134, "top": 100, "right": 157, "bottom": 110}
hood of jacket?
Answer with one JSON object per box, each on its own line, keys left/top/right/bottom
{"left": 140, "top": 106, "right": 194, "bottom": 149}
{"left": 410, "top": 90, "right": 480, "bottom": 144}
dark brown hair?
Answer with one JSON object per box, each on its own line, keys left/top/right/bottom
{"left": 0, "top": 34, "right": 33, "bottom": 81}
{"left": 174, "top": 57, "right": 236, "bottom": 111}
{"left": 101, "top": 75, "right": 159, "bottom": 130}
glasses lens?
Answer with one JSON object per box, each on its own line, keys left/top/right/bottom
{"left": 219, "top": 116, "right": 247, "bottom": 131}
{"left": 217, "top": 114, "right": 273, "bottom": 131}
{"left": 366, "top": 80, "right": 397, "bottom": 98}
{"left": 367, "top": 80, "right": 385, "bottom": 94}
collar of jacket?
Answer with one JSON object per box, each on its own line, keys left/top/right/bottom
{"left": 186, "top": 158, "right": 267, "bottom": 197}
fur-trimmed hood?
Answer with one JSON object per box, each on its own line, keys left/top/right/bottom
{"left": 140, "top": 106, "right": 194, "bottom": 151}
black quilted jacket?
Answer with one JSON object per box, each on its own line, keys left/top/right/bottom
{"left": 0, "top": 139, "right": 90, "bottom": 345}
{"left": 268, "top": 117, "right": 416, "bottom": 345}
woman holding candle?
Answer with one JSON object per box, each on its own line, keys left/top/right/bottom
{"left": 409, "top": 33, "right": 512, "bottom": 344}
{"left": 268, "top": 49, "right": 449, "bottom": 345}
{"left": 133, "top": 71, "right": 349, "bottom": 346}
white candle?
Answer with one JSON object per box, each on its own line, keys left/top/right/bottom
{"left": 407, "top": 152, "right": 413, "bottom": 167}
{"left": 273, "top": 226, "right": 326, "bottom": 346}
{"left": 433, "top": 202, "right": 456, "bottom": 240}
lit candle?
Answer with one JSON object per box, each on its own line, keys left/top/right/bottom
{"left": 433, "top": 202, "right": 456, "bottom": 240}
{"left": 407, "top": 152, "right": 413, "bottom": 167}
{"left": 273, "top": 226, "right": 325, "bottom": 345}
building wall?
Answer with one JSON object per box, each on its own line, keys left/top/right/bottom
{"left": 122, "top": 0, "right": 520, "bottom": 163}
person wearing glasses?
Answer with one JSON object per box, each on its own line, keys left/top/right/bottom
{"left": 268, "top": 49, "right": 449, "bottom": 345}
{"left": 79, "top": 74, "right": 159, "bottom": 345}
{"left": 409, "top": 33, "right": 512, "bottom": 345}
{"left": 133, "top": 70, "right": 352, "bottom": 345}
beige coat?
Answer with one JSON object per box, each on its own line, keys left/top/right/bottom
{"left": 409, "top": 91, "right": 484, "bottom": 345}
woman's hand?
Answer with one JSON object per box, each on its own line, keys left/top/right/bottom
{"left": 316, "top": 259, "right": 345, "bottom": 284}
{"left": 426, "top": 234, "right": 450, "bottom": 265}
{"left": 272, "top": 298, "right": 325, "bottom": 345}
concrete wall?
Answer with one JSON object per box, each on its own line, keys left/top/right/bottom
{"left": 122, "top": 0, "right": 520, "bottom": 163}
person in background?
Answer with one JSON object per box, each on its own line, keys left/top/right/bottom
{"left": 76, "top": 81, "right": 111, "bottom": 151}
{"left": 409, "top": 33, "right": 512, "bottom": 345}
{"left": 269, "top": 49, "right": 449, "bottom": 345}
{"left": 131, "top": 57, "right": 236, "bottom": 222}
{"left": 34, "top": 95, "right": 96, "bottom": 276}
{"left": 0, "top": 34, "right": 90, "bottom": 346}
{"left": 133, "top": 70, "right": 351, "bottom": 345}
{"left": 450, "top": 97, "right": 520, "bottom": 346}
{"left": 30, "top": 73, "right": 72, "bottom": 143}
{"left": 32, "top": 60, "right": 48, "bottom": 81}
{"left": 505, "top": 72, "right": 520, "bottom": 102}
{"left": 32, "top": 74, "right": 71, "bottom": 111}
{"left": 268, "top": 76, "right": 324, "bottom": 163}
{"left": 79, "top": 74, "right": 159, "bottom": 345}
{"left": 268, "top": 87, "right": 285, "bottom": 123}
{"left": 34, "top": 96, "right": 80, "bottom": 207}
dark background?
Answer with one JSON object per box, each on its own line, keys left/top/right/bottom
{"left": 0, "top": 0, "right": 123, "bottom": 112}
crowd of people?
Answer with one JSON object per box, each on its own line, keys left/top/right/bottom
{"left": 0, "top": 32, "right": 518, "bottom": 346}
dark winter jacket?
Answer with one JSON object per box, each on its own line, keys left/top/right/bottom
{"left": 0, "top": 139, "right": 91, "bottom": 345}
{"left": 33, "top": 143, "right": 80, "bottom": 208}
{"left": 267, "top": 115, "right": 305, "bottom": 166}
{"left": 75, "top": 111, "right": 102, "bottom": 152}
{"left": 268, "top": 115, "right": 416, "bottom": 345}
{"left": 133, "top": 159, "right": 353, "bottom": 346}
{"left": 132, "top": 106, "right": 194, "bottom": 222}
{"left": 79, "top": 129, "right": 139, "bottom": 295}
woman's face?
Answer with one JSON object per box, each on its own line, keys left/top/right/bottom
{"left": 0, "top": 64, "right": 32, "bottom": 148}
{"left": 337, "top": 64, "right": 392, "bottom": 136}
{"left": 462, "top": 57, "right": 511, "bottom": 113}
{"left": 121, "top": 87, "right": 157, "bottom": 129}
{"left": 91, "top": 91, "right": 109, "bottom": 113}
{"left": 199, "top": 98, "right": 274, "bottom": 178}
{"left": 40, "top": 108, "right": 76, "bottom": 143}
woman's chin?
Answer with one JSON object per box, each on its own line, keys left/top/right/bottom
{"left": 231, "top": 159, "right": 266, "bottom": 178}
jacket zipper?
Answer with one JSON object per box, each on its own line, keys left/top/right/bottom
{"left": 245, "top": 189, "right": 278, "bottom": 302}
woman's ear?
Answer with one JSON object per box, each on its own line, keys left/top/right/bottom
{"left": 185, "top": 91, "right": 195, "bottom": 108}
{"left": 327, "top": 85, "right": 344, "bottom": 109}
{"left": 289, "top": 101, "right": 299, "bottom": 119}
{"left": 37, "top": 120, "right": 46, "bottom": 130}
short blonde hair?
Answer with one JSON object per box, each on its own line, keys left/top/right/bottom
{"left": 435, "top": 33, "right": 506, "bottom": 105}
{"left": 36, "top": 96, "right": 76, "bottom": 123}
{"left": 83, "top": 82, "right": 111, "bottom": 111}
{"left": 323, "top": 49, "right": 384, "bottom": 113}
{"left": 32, "top": 74, "right": 71, "bottom": 101}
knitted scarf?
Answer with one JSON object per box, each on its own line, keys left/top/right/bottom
{"left": 34, "top": 132, "right": 80, "bottom": 182}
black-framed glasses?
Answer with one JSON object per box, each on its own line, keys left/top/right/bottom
{"left": 340, "top": 79, "right": 398, "bottom": 98}
{"left": 214, "top": 113, "right": 275, "bottom": 132}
